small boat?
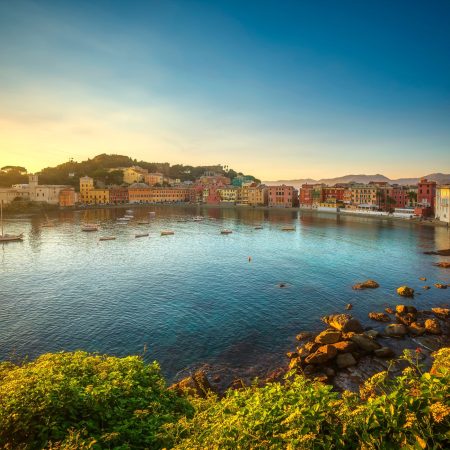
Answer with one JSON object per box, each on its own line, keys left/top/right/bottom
{"left": 149, "top": 212, "right": 156, "bottom": 217}
{"left": 124, "top": 215, "right": 134, "bottom": 219}
{"left": 281, "top": 226, "right": 295, "bottom": 231}
{"left": 161, "top": 230, "right": 174, "bottom": 236}
{"left": 117, "top": 217, "right": 130, "bottom": 222}
{"left": 0, "top": 201, "right": 24, "bottom": 242}
{"left": 135, "top": 233, "right": 149, "bottom": 238}
{"left": 138, "top": 221, "right": 150, "bottom": 225}
{"left": 254, "top": 225, "right": 263, "bottom": 230}
{"left": 82, "top": 223, "right": 99, "bottom": 232}
{"left": 126, "top": 210, "right": 133, "bottom": 214}
{"left": 192, "top": 216, "right": 204, "bottom": 221}
{"left": 99, "top": 236, "right": 116, "bottom": 241}
{"left": 220, "top": 229, "right": 233, "bottom": 235}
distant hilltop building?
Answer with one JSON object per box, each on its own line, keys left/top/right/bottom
{"left": 122, "top": 166, "right": 148, "bottom": 184}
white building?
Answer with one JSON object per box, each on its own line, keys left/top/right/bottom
{"left": 435, "top": 185, "right": 450, "bottom": 224}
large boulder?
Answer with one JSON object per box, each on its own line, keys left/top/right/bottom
{"left": 368, "top": 312, "right": 390, "bottom": 322}
{"left": 432, "top": 308, "right": 450, "bottom": 319}
{"left": 397, "top": 286, "right": 414, "bottom": 297}
{"left": 322, "top": 314, "right": 364, "bottom": 333}
{"left": 296, "top": 332, "right": 312, "bottom": 341}
{"left": 336, "top": 353, "right": 357, "bottom": 368}
{"left": 352, "top": 280, "right": 379, "bottom": 290}
{"left": 425, "top": 319, "right": 442, "bottom": 335}
{"left": 304, "top": 344, "right": 338, "bottom": 365}
{"left": 331, "top": 341, "right": 359, "bottom": 353}
{"left": 314, "top": 329, "right": 342, "bottom": 345}
{"left": 385, "top": 323, "right": 407, "bottom": 338}
{"left": 408, "top": 322, "right": 426, "bottom": 336}
{"left": 350, "top": 334, "right": 381, "bottom": 352}
{"left": 396, "top": 305, "right": 417, "bottom": 315}
{"left": 396, "top": 312, "right": 416, "bottom": 326}
{"left": 170, "top": 370, "right": 214, "bottom": 398}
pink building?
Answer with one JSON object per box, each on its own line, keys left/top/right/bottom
{"left": 415, "top": 178, "right": 436, "bottom": 217}
{"left": 267, "top": 185, "right": 296, "bottom": 207}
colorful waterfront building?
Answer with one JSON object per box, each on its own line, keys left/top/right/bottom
{"left": 299, "top": 184, "right": 315, "bottom": 206}
{"left": 267, "top": 185, "right": 296, "bottom": 208}
{"left": 59, "top": 188, "right": 77, "bottom": 207}
{"left": 322, "top": 186, "right": 345, "bottom": 204}
{"left": 435, "top": 185, "right": 450, "bottom": 224}
{"left": 415, "top": 178, "right": 437, "bottom": 217}
{"left": 109, "top": 187, "right": 129, "bottom": 204}
{"left": 79, "top": 176, "right": 94, "bottom": 203}
{"left": 217, "top": 186, "right": 239, "bottom": 203}
{"left": 247, "top": 185, "right": 268, "bottom": 206}
{"left": 197, "top": 172, "right": 231, "bottom": 186}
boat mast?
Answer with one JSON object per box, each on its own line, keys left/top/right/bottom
{"left": 1, "top": 200, "right": 3, "bottom": 236}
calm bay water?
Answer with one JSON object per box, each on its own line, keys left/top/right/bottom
{"left": 1, "top": 206, "right": 449, "bottom": 381}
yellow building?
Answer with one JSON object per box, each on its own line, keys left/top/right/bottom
{"left": 435, "top": 185, "right": 450, "bottom": 224}
{"left": 79, "top": 176, "right": 94, "bottom": 203}
{"left": 217, "top": 186, "right": 238, "bottom": 203}
{"left": 346, "top": 185, "right": 378, "bottom": 208}
{"left": 247, "top": 186, "right": 267, "bottom": 206}
{"left": 123, "top": 166, "right": 148, "bottom": 184}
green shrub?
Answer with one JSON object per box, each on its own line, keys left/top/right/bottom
{"left": 169, "top": 350, "right": 450, "bottom": 449}
{"left": 0, "top": 351, "right": 193, "bottom": 449}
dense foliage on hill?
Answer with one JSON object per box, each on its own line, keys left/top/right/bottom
{"left": 0, "top": 154, "right": 260, "bottom": 187}
{"left": 0, "top": 349, "right": 448, "bottom": 449}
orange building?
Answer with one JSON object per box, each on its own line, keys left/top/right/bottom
{"left": 267, "top": 185, "right": 296, "bottom": 207}
{"left": 128, "top": 186, "right": 193, "bottom": 203}
{"left": 59, "top": 188, "right": 77, "bottom": 207}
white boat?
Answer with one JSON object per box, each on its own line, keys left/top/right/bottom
{"left": 135, "top": 233, "right": 149, "bottom": 238}
{"left": 126, "top": 210, "right": 133, "bottom": 214}
{"left": 254, "top": 225, "right": 263, "bottom": 230}
{"left": 192, "top": 216, "right": 204, "bottom": 221}
{"left": 99, "top": 236, "right": 116, "bottom": 241}
{"left": 281, "top": 226, "right": 295, "bottom": 231}
{"left": 124, "top": 215, "right": 134, "bottom": 219}
{"left": 0, "top": 201, "right": 23, "bottom": 242}
{"left": 161, "top": 230, "right": 174, "bottom": 236}
{"left": 221, "top": 229, "right": 233, "bottom": 235}
{"left": 117, "top": 217, "right": 130, "bottom": 222}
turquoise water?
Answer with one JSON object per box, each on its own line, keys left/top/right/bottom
{"left": 1, "top": 206, "right": 449, "bottom": 380}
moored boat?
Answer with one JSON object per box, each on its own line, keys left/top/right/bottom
{"left": 220, "top": 229, "right": 233, "bottom": 235}
{"left": 161, "top": 230, "right": 174, "bottom": 236}
{"left": 254, "top": 225, "right": 263, "bottom": 229}
{"left": 99, "top": 236, "right": 116, "bottom": 241}
{"left": 138, "top": 221, "right": 150, "bottom": 225}
{"left": 135, "top": 233, "right": 149, "bottom": 238}
{"left": 0, "top": 201, "right": 23, "bottom": 242}
{"left": 281, "top": 226, "right": 295, "bottom": 231}
{"left": 81, "top": 223, "right": 99, "bottom": 232}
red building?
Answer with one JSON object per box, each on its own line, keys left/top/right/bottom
{"left": 322, "top": 186, "right": 345, "bottom": 203}
{"left": 299, "top": 184, "right": 315, "bottom": 206}
{"left": 267, "top": 185, "right": 296, "bottom": 207}
{"left": 388, "top": 186, "right": 408, "bottom": 209}
{"left": 109, "top": 187, "right": 129, "bottom": 204}
{"left": 415, "top": 178, "right": 436, "bottom": 217}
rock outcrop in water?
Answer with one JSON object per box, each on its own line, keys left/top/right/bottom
{"left": 322, "top": 314, "right": 363, "bottom": 333}
{"left": 368, "top": 312, "right": 390, "bottom": 322}
{"left": 352, "top": 279, "right": 379, "bottom": 290}
{"left": 396, "top": 286, "right": 414, "bottom": 297}
{"left": 433, "top": 262, "right": 450, "bottom": 268}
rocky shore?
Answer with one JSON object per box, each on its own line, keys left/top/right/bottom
{"left": 172, "top": 277, "right": 450, "bottom": 397}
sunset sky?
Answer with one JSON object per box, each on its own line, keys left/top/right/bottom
{"left": 0, "top": 0, "right": 449, "bottom": 180}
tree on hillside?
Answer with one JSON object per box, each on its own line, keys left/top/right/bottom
{"left": 1, "top": 166, "right": 27, "bottom": 174}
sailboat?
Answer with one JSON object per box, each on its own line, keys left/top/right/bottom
{"left": 0, "top": 200, "right": 23, "bottom": 242}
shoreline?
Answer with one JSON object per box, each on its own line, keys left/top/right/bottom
{"left": 5, "top": 201, "right": 449, "bottom": 228}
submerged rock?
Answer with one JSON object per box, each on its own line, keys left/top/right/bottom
{"left": 425, "top": 319, "right": 442, "bottom": 335}
{"left": 385, "top": 323, "right": 407, "bottom": 338}
{"left": 345, "top": 303, "right": 353, "bottom": 310}
{"left": 397, "top": 286, "right": 414, "bottom": 297}
{"left": 295, "top": 331, "right": 312, "bottom": 341}
{"left": 396, "top": 312, "right": 416, "bottom": 326}
{"left": 322, "top": 314, "right": 363, "bottom": 333}
{"left": 368, "top": 312, "right": 390, "bottom": 322}
{"left": 419, "top": 277, "right": 427, "bottom": 281}
{"left": 434, "top": 262, "right": 450, "bottom": 268}
{"left": 423, "top": 286, "right": 431, "bottom": 290}
{"left": 434, "top": 283, "right": 447, "bottom": 289}
{"left": 352, "top": 279, "right": 379, "bottom": 290}
{"left": 365, "top": 329, "right": 380, "bottom": 339}
{"left": 396, "top": 305, "right": 417, "bottom": 315}
{"left": 385, "top": 307, "right": 395, "bottom": 314}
